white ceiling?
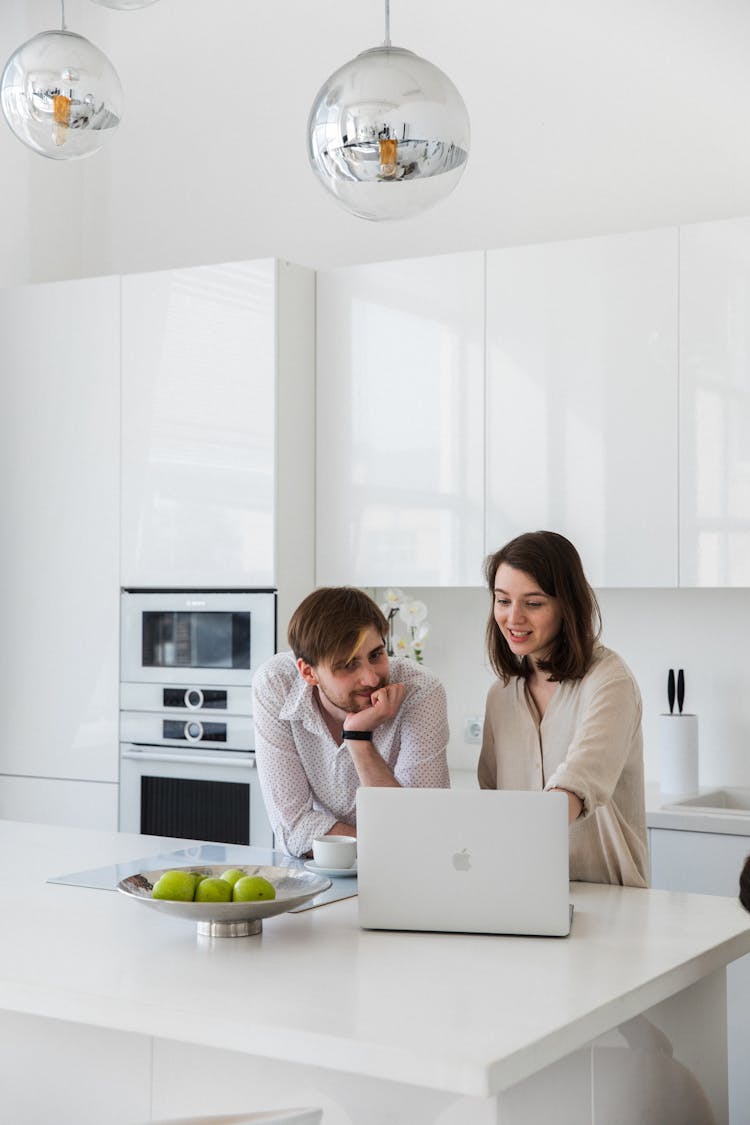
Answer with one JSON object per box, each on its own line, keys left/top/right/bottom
{"left": 2, "top": 0, "right": 750, "bottom": 285}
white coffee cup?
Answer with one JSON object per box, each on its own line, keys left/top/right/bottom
{"left": 312, "top": 835, "right": 357, "bottom": 869}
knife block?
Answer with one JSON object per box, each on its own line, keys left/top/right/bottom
{"left": 658, "top": 713, "right": 699, "bottom": 796}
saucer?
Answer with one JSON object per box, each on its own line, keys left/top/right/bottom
{"left": 304, "top": 859, "right": 358, "bottom": 878}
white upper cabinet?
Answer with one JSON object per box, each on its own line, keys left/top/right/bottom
{"left": 0, "top": 276, "right": 120, "bottom": 783}
{"left": 679, "top": 219, "right": 750, "bottom": 586}
{"left": 316, "top": 253, "right": 485, "bottom": 587}
{"left": 121, "top": 260, "right": 315, "bottom": 607}
{"left": 485, "top": 229, "right": 679, "bottom": 586}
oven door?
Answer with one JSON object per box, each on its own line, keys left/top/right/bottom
{"left": 120, "top": 591, "right": 276, "bottom": 687}
{"left": 120, "top": 710, "right": 253, "bottom": 751}
{"left": 119, "top": 745, "right": 273, "bottom": 848}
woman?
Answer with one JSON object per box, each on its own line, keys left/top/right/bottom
{"left": 478, "top": 530, "right": 648, "bottom": 887}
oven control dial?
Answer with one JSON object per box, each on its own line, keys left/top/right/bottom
{"left": 184, "top": 687, "right": 204, "bottom": 710}
{"left": 184, "top": 719, "right": 204, "bottom": 742}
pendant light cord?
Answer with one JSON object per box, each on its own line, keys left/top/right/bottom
{"left": 61, "top": 0, "right": 67, "bottom": 31}
{"left": 383, "top": 0, "right": 391, "bottom": 47}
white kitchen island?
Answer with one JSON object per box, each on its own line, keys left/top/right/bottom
{"left": 1, "top": 820, "right": 749, "bottom": 1125}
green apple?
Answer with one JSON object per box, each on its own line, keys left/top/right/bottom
{"left": 220, "top": 867, "right": 247, "bottom": 887}
{"left": 233, "top": 875, "right": 276, "bottom": 902}
{"left": 152, "top": 869, "right": 198, "bottom": 902}
{"left": 194, "top": 876, "right": 232, "bottom": 903}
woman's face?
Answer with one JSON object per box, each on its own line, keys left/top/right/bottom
{"left": 493, "top": 563, "right": 563, "bottom": 664}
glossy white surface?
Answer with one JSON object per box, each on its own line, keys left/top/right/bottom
{"left": 680, "top": 218, "right": 750, "bottom": 586}
{"left": 121, "top": 261, "right": 277, "bottom": 589}
{"left": 649, "top": 819, "right": 750, "bottom": 1124}
{"left": 0, "top": 776, "right": 118, "bottom": 831}
{"left": 0, "top": 275, "right": 120, "bottom": 784}
{"left": 667, "top": 788, "right": 750, "bottom": 813}
{"left": 647, "top": 782, "right": 750, "bottom": 836}
{"left": 316, "top": 253, "right": 485, "bottom": 587}
{"left": 2, "top": 820, "right": 749, "bottom": 1102}
{"left": 486, "top": 229, "right": 679, "bottom": 586}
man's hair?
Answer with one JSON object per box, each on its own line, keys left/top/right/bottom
{"left": 483, "top": 530, "right": 601, "bottom": 685}
{"left": 287, "top": 586, "right": 388, "bottom": 668}
{"left": 740, "top": 855, "right": 750, "bottom": 913}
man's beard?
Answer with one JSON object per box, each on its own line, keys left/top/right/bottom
{"left": 317, "top": 675, "right": 388, "bottom": 714}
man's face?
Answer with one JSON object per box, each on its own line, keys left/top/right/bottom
{"left": 310, "top": 626, "right": 390, "bottom": 714}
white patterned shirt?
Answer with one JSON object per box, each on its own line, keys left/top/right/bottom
{"left": 253, "top": 652, "right": 450, "bottom": 856}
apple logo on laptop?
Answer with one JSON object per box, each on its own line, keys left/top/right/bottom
{"left": 451, "top": 848, "right": 472, "bottom": 871}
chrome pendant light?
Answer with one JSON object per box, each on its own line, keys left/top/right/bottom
{"left": 307, "top": 0, "right": 470, "bottom": 221}
{"left": 0, "top": 0, "right": 123, "bottom": 160}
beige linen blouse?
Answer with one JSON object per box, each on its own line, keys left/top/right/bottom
{"left": 478, "top": 645, "right": 649, "bottom": 887}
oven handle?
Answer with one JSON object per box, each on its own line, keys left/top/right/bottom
{"left": 121, "top": 749, "right": 256, "bottom": 769}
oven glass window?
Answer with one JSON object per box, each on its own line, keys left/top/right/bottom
{"left": 142, "top": 612, "right": 251, "bottom": 670}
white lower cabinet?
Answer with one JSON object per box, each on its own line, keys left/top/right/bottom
{"left": 649, "top": 827, "right": 750, "bottom": 1124}
{"left": 0, "top": 776, "right": 118, "bottom": 832}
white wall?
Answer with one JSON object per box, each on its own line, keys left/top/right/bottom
{"left": 396, "top": 586, "right": 750, "bottom": 790}
{"left": 4, "top": 1, "right": 750, "bottom": 285}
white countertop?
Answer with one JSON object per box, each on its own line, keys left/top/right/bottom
{"left": 646, "top": 781, "right": 750, "bottom": 836}
{"left": 453, "top": 771, "right": 750, "bottom": 836}
{"left": 2, "top": 818, "right": 750, "bottom": 1099}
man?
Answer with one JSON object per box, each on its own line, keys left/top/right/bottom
{"left": 252, "top": 587, "right": 450, "bottom": 856}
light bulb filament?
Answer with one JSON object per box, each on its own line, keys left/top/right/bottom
{"left": 53, "top": 93, "right": 71, "bottom": 126}
{"left": 378, "top": 135, "right": 398, "bottom": 177}
{"left": 53, "top": 92, "right": 71, "bottom": 144}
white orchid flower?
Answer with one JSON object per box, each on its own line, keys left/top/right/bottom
{"left": 394, "top": 636, "right": 410, "bottom": 655}
{"left": 398, "top": 599, "right": 428, "bottom": 628}
{"left": 383, "top": 587, "right": 407, "bottom": 608}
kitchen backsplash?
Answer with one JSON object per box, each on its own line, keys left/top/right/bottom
{"left": 395, "top": 586, "right": 750, "bottom": 789}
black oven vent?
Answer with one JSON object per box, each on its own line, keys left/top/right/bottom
{"left": 140, "top": 776, "right": 250, "bottom": 846}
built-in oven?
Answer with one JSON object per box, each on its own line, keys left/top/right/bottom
{"left": 119, "top": 590, "right": 276, "bottom": 848}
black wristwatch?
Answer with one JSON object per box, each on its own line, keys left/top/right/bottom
{"left": 341, "top": 730, "right": 373, "bottom": 741}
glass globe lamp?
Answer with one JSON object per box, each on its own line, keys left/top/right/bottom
{"left": 1, "top": 29, "right": 123, "bottom": 160}
{"left": 90, "top": 0, "right": 159, "bottom": 9}
{"left": 307, "top": 44, "right": 470, "bottom": 221}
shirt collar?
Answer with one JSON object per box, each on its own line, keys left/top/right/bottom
{"left": 278, "top": 667, "right": 322, "bottom": 734}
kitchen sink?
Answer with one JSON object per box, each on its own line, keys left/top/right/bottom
{"left": 664, "top": 788, "right": 750, "bottom": 814}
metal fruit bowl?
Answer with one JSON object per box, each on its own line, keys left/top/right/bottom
{"left": 117, "top": 864, "right": 331, "bottom": 938}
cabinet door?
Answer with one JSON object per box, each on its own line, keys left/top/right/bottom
{"left": 486, "top": 230, "right": 679, "bottom": 586}
{"left": 0, "top": 777, "right": 118, "bottom": 832}
{"left": 0, "top": 276, "right": 120, "bottom": 785}
{"left": 316, "top": 253, "right": 485, "bottom": 587}
{"left": 121, "top": 261, "right": 276, "bottom": 588}
{"left": 680, "top": 219, "right": 750, "bottom": 585}
{"left": 650, "top": 826, "right": 750, "bottom": 894}
{"left": 649, "top": 827, "right": 750, "bottom": 1125}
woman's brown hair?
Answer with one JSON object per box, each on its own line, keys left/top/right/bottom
{"left": 288, "top": 587, "right": 388, "bottom": 669}
{"left": 484, "top": 531, "right": 601, "bottom": 684}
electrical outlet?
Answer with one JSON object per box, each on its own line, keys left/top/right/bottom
{"left": 463, "top": 716, "right": 482, "bottom": 744}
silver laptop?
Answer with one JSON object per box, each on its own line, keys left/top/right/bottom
{"left": 356, "top": 788, "right": 572, "bottom": 937}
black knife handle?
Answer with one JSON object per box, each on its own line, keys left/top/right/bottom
{"left": 667, "top": 669, "right": 675, "bottom": 714}
{"left": 677, "top": 669, "right": 685, "bottom": 714}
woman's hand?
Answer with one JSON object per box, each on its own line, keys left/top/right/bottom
{"left": 550, "top": 787, "right": 584, "bottom": 824}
